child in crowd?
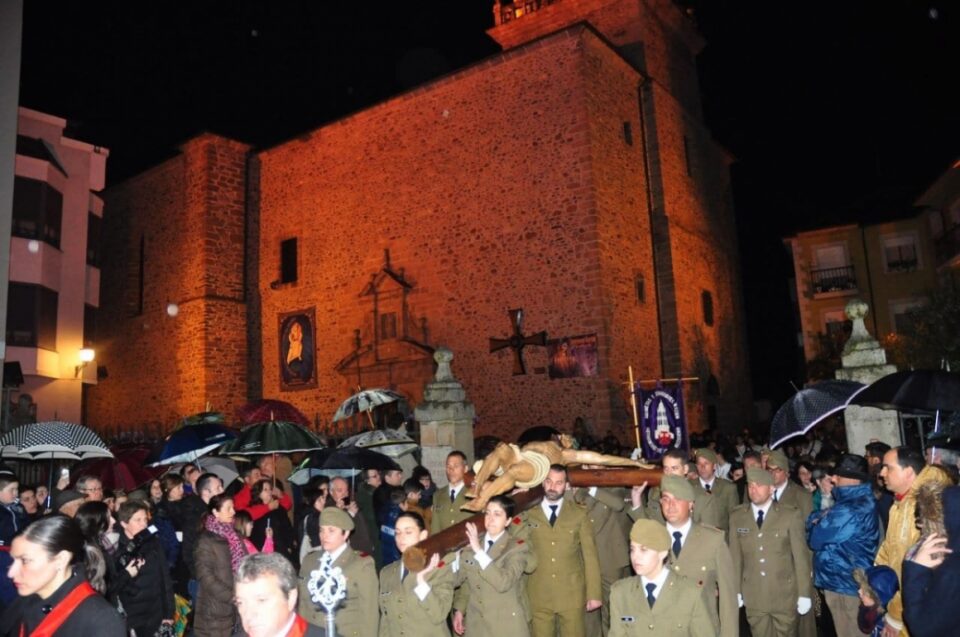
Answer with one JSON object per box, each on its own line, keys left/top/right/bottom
{"left": 378, "top": 486, "right": 405, "bottom": 566}
{"left": 854, "top": 565, "right": 899, "bottom": 637}
{"left": 401, "top": 478, "right": 432, "bottom": 530}
{"left": 235, "top": 509, "right": 274, "bottom": 554}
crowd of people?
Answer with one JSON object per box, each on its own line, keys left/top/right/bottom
{"left": 0, "top": 427, "right": 958, "bottom": 637}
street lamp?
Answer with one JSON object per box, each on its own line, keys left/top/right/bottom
{"left": 75, "top": 348, "right": 96, "bottom": 378}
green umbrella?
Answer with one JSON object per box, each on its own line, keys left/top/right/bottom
{"left": 219, "top": 419, "right": 325, "bottom": 456}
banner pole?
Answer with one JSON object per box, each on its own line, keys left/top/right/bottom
{"left": 628, "top": 366, "right": 641, "bottom": 451}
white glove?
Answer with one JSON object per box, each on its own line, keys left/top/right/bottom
{"left": 630, "top": 447, "right": 643, "bottom": 461}
{"left": 737, "top": 594, "right": 744, "bottom": 608}
{"left": 797, "top": 597, "right": 812, "bottom": 615}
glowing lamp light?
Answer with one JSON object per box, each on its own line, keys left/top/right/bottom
{"left": 75, "top": 348, "right": 96, "bottom": 378}
{"left": 166, "top": 303, "right": 179, "bottom": 317}
{"left": 27, "top": 240, "right": 40, "bottom": 253}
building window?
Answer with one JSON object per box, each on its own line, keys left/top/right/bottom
{"left": 822, "top": 309, "right": 852, "bottom": 338}
{"left": 634, "top": 274, "right": 645, "bottom": 304}
{"left": 12, "top": 176, "right": 63, "bottom": 248}
{"left": 5, "top": 283, "right": 58, "bottom": 350}
{"left": 87, "top": 213, "right": 102, "bottom": 267}
{"left": 380, "top": 312, "right": 397, "bottom": 340}
{"left": 889, "top": 299, "right": 925, "bottom": 334}
{"left": 811, "top": 243, "right": 857, "bottom": 294}
{"left": 83, "top": 305, "right": 97, "bottom": 348}
{"left": 881, "top": 233, "right": 920, "bottom": 273}
{"left": 622, "top": 122, "right": 633, "bottom": 146}
{"left": 701, "top": 290, "right": 714, "bottom": 326}
{"left": 682, "top": 135, "right": 694, "bottom": 177}
{"left": 280, "top": 238, "right": 298, "bottom": 284}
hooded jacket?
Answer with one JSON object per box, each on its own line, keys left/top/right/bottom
{"left": 874, "top": 465, "right": 953, "bottom": 635}
{"left": 807, "top": 482, "right": 881, "bottom": 595}
{"left": 902, "top": 485, "right": 960, "bottom": 637}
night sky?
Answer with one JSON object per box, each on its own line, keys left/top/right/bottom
{"left": 17, "top": 1, "right": 959, "bottom": 409}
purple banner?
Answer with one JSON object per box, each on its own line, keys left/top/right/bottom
{"left": 637, "top": 381, "right": 687, "bottom": 461}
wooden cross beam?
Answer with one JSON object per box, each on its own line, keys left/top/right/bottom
{"left": 489, "top": 308, "right": 547, "bottom": 375}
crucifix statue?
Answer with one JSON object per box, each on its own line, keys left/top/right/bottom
{"left": 489, "top": 308, "right": 547, "bottom": 375}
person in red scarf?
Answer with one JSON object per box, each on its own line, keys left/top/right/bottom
{"left": 1, "top": 515, "right": 126, "bottom": 636}
{"left": 235, "top": 466, "right": 293, "bottom": 521}
{"left": 234, "top": 552, "right": 328, "bottom": 636}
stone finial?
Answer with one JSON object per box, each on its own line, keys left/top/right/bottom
{"left": 843, "top": 298, "right": 875, "bottom": 354}
{"left": 434, "top": 347, "right": 454, "bottom": 382}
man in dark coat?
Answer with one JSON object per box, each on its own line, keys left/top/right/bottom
{"left": 902, "top": 485, "right": 960, "bottom": 637}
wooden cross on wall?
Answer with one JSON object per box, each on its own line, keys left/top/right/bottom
{"left": 489, "top": 308, "right": 547, "bottom": 375}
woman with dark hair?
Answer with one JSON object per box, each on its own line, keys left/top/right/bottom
{"left": 0, "top": 515, "right": 125, "bottom": 635}
{"left": 194, "top": 493, "right": 246, "bottom": 637}
{"left": 111, "top": 500, "right": 175, "bottom": 637}
{"left": 298, "top": 479, "right": 329, "bottom": 562}
{"left": 452, "top": 495, "right": 536, "bottom": 637}
{"left": 249, "top": 478, "right": 296, "bottom": 564}
{"left": 75, "top": 500, "right": 120, "bottom": 599}
{"left": 793, "top": 460, "right": 817, "bottom": 493}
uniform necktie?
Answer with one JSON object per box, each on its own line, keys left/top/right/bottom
{"left": 773, "top": 489, "right": 779, "bottom": 503}
{"left": 645, "top": 582, "right": 657, "bottom": 608}
{"left": 549, "top": 504, "right": 558, "bottom": 526}
{"left": 487, "top": 539, "right": 494, "bottom": 552}
{"left": 672, "top": 531, "right": 682, "bottom": 557}
{"left": 450, "top": 488, "right": 456, "bottom": 503}
{"left": 400, "top": 566, "right": 407, "bottom": 581}
{"left": 756, "top": 509, "right": 764, "bottom": 529}
{"left": 704, "top": 482, "right": 712, "bottom": 494}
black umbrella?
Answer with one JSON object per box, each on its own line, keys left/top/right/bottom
{"left": 769, "top": 380, "right": 864, "bottom": 448}
{"left": 289, "top": 447, "right": 400, "bottom": 484}
{"left": 848, "top": 370, "right": 960, "bottom": 413}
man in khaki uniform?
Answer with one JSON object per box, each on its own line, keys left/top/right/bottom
{"left": 628, "top": 449, "right": 710, "bottom": 526}
{"left": 608, "top": 519, "right": 714, "bottom": 637}
{"left": 573, "top": 485, "right": 631, "bottom": 636}
{"left": 431, "top": 450, "right": 473, "bottom": 534}
{"left": 299, "top": 507, "right": 379, "bottom": 637}
{"left": 766, "top": 449, "right": 815, "bottom": 637}
{"left": 690, "top": 448, "right": 739, "bottom": 533}
{"left": 729, "top": 468, "right": 813, "bottom": 637}
{"left": 658, "top": 475, "right": 739, "bottom": 637}
{"left": 522, "top": 465, "right": 601, "bottom": 637}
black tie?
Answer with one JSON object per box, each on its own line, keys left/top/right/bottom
{"left": 487, "top": 539, "right": 494, "bottom": 552}
{"left": 704, "top": 483, "right": 712, "bottom": 494}
{"left": 549, "top": 505, "right": 558, "bottom": 526}
{"left": 450, "top": 488, "right": 456, "bottom": 503}
{"left": 645, "top": 582, "right": 657, "bottom": 608}
{"left": 400, "top": 566, "right": 407, "bottom": 582}
{"left": 672, "top": 531, "right": 682, "bottom": 557}
{"left": 773, "top": 489, "right": 779, "bottom": 503}
{"left": 756, "top": 509, "right": 764, "bottom": 529}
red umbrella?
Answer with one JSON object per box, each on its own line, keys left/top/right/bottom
{"left": 71, "top": 445, "right": 165, "bottom": 492}
{"left": 236, "top": 399, "right": 310, "bottom": 427}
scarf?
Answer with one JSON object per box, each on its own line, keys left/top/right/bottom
{"left": 203, "top": 516, "right": 248, "bottom": 572}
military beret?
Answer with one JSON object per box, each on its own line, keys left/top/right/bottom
{"left": 319, "top": 506, "right": 355, "bottom": 531}
{"left": 52, "top": 489, "right": 84, "bottom": 511}
{"left": 660, "top": 475, "right": 695, "bottom": 501}
{"left": 746, "top": 467, "right": 774, "bottom": 486}
{"left": 766, "top": 449, "right": 790, "bottom": 471}
{"left": 694, "top": 448, "right": 718, "bottom": 464}
{"left": 629, "top": 519, "right": 671, "bottom": 551}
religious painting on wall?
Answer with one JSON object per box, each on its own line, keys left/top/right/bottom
{"left": 547, "top": 334, "right": 599, "bottom": 379}
{"left": 279, "top": 308, "right": 317, "bottom": 391}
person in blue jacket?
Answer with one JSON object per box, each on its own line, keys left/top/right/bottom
{"left": 806, "top": 453, "right": 881, "bottom": 637}
{"left": 902, "top": 484, "right": 960, "bottom": 637}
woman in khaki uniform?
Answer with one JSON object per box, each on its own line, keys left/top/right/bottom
{"left": 452, "top": 495, "right": 537, "bottom": 637}
{"left": 378, "top": 511, "right": 454, "bottom": 637}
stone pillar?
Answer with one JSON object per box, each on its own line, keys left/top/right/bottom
{"left": 835, "top": 299, "right": 900, "bottom": 453}
{"left": 415, "top": 348, "right": 476, "bottom": 484}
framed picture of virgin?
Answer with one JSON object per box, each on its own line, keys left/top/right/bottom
{"left": 279, "top": 308, "right": 317, "bottom": 391}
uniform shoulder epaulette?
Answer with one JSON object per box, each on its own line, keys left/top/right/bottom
{"left": 698, "top": 524, "right": 724, "bottom": 535}
{"left": 730, "top": 503, "right": 750, "bottom": 513}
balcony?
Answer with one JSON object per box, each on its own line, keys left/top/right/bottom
{"left": 811, "top": 265, "right": 858, "bottom": 296}
{"left": 498, "top": 0, "right": 557, "bottom": 24}
{"left": 935, "top": 224, "right": 960, "bottom": 268}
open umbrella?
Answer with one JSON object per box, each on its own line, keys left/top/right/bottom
{"left": 332, "top": 388, "right": 405, "bottom": 426}
{"left": 72, "top": 446, "right": 163, "bottom": 492}
{"left": 219, "top": 420, "right": 324, "bottom": 456}
{"left": 290, "top": 447, "right": 400, "bottom": 484}
{"left": 338, "top": 428, "right": 418, "bottom": 458}
{"left": 146, "top": 420, "right": 237, "bottom": 466}
{"left": 197, "top": 456, "right": 240, "bottom": 486}
{"left": 236, "top": 399, "right": 310, "bottom": 427}
{"left": 769, "top": 380, "right": 863, "bottom": 448}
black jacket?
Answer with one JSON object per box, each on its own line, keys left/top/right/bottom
{"left": 179, "top": 494, "right": 209, "bottom": 578}
{"left": 0, "top": 569, "right": 126, "bottom": 637}
{"left": 111, "top": 531, "right": 175, "bottom": 634}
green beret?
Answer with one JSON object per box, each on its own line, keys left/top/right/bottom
{"left": 660, "top": 475, "right": 695, "bottom": 501}
{"left": 629, "top": 519, "right": 671, "bottom": 551}
{"left": 746, "top": 467, "right": 774, "bottom": 486}
{"left": 319, "top": 507, "right": 355, "bottom": 531}
{"left": 766, "top": 449, "right": 789, "bottom": 471}
{"left": 694, "top": 448, "right": 718, "bottom": 464}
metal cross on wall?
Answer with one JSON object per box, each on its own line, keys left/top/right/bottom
{"left": 489, "top": 308, "right": 547, "bottom": 375}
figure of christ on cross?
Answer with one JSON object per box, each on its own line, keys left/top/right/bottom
{"left": 461, "top": 434, "right": 651, "bottom": 512}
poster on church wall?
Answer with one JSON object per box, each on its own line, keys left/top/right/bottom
{"left": 279, "top": 308, "right": 317, "bottom": 391}
{"left": 547, "top": 334, "right": 599, "bottom": 379}
{"left": 637, "top": 381, "right": 687, "bottom": 460}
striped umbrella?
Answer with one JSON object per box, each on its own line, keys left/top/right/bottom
{"left": 0, "top": 421, "right": 113, "bottom": 460}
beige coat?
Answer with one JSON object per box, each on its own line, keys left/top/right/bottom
{"left": 608, "top": 571, "right": 715, "bottom": 637}
{"left": 431, "top": 485, "right": 473, "bottom": 534}
{"left": 378, "top": 557, "right": 454, "bottom": 637}
{"left": 299, "top": 547, "right": 379, "bottom": 637}
{"left": 668, "top": 523, "right": 739, "bottom": 637}
{"left": 690, "top": 477, "right": 739, "bottom": 533}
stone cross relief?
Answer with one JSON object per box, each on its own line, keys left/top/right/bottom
{"left": 489, "top": 308, "right": 547, "bottom": 375}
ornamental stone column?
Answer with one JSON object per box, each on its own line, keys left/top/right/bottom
{"left": 415, "top": 348, "right": 476, "bottom": 482}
